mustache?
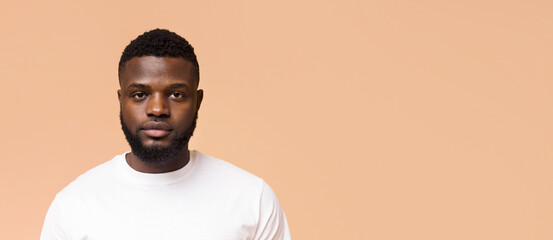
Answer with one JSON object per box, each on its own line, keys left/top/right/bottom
{"left": 119, "top": 112, "right": 199, "bottom": 131}
{"left": 138, "top": 117, "right": 173, "bottom": 130}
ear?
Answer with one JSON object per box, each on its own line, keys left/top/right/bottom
{"left": 196, "top": 89, "right": 204, "bottom": 110}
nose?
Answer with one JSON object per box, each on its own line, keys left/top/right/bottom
{"left": 146, "top": 93, "right": 169, "bottom": 117}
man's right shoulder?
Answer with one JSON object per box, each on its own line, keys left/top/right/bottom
{"left": 57, "top": 153, "right": 124, "bottom": 197}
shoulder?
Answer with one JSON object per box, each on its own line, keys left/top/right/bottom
{"left": 56, "top": 153, "right": 124, "bottom": 197}
{"left": 193, "top": 150, "right": 264, "bottom": 186}
{"left": 191, "top": 151, "right": 274, "bottom": 205}
{"left": 192, "top": 151, "right": 285, "bottom": 214}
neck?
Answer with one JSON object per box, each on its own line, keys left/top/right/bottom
{"left": 126, "top": 147, "right": 190, "bottom": 173}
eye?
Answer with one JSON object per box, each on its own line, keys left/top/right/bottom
{"left": 169, "top": 92, "right": 185, "bottom": 99}
{"left": 132, "top": 92, "right": 146, "bottom": 100}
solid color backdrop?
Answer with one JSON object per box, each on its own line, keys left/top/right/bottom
{"left": 1, "top": 0, "right": 553, "bottom": 239}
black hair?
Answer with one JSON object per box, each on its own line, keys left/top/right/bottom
{"left": 118, "top": 29, "right": 199, "bottom": 83}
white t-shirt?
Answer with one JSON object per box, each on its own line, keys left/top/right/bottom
{"left": 41, "top": 150, "right": 291, "bottom": 240}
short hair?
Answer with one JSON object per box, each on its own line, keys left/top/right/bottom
{"left": 118, "top": 29, "right": 199, "bottom": 84}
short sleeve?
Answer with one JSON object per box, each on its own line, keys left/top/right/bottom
{"left": 253, "top": 181, "right": 292, "bottom": 240}
{"left": 40, "top": 196, "right": 69, "bottom": 240}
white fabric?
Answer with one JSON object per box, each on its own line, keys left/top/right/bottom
{"left": 41, "top": 150, "right": 291, "bottom": 240}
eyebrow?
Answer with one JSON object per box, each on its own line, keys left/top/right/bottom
{"left": 127, "top": 83, "right": 189, "bottom": 90}
{"left": 167, "top": 83, "right": 188, "bottom": 89}
{"left": 128, "top": 83, "right": 149, "bottom": 89}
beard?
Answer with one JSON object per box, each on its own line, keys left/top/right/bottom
{"left": 120, "top": 112, "right": 197, "bottom": 165}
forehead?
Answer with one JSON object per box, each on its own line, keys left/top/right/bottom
{"left": 119, "top": 56, "right": 197, "bottom": 88}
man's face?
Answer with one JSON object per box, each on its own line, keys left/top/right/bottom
{"left": 118, "top": 56, "right": 203, "bottom": 164}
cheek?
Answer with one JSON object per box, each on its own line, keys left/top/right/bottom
{"left": 172, "top": 107, "right": 197, "bottom": 123}
{"left": 121, "top": 105, "right": 144, "bottom": 125}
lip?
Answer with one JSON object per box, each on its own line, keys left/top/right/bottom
{"left": 141, "top": 121, "right": 172, "bottom": 138}
{"left": 143, "top": 129, "right": 170, "bottom": 138}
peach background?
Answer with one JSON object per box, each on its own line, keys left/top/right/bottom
{"left": 2, "top": 0, "right": 553, "bottom": 239}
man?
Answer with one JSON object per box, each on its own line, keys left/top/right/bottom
{"left": 41, "top": 29, "right": 291, "bottom": 240}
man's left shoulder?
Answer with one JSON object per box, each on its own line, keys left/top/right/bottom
{"left": 193, "top": 151, "right": 264, "bottom": 186}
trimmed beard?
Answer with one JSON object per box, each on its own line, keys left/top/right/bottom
{"left": 120, "top": 112, "right": 197, "bottom": 165}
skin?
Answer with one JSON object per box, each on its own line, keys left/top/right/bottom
{"left": 118, "top": 56, "right": 203, "bottom": 173}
